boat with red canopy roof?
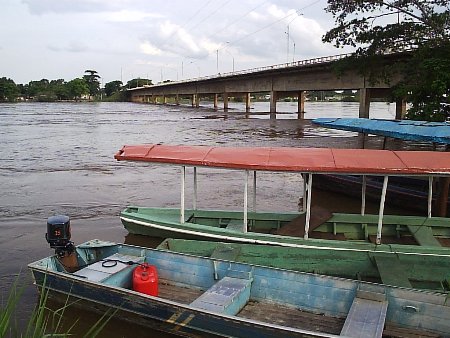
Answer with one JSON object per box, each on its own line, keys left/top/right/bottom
{"left": 115, "top": 144, "right": 450, "bottom": 252}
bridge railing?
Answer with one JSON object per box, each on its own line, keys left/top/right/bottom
{"left": 132, "top": 52, "right": 354, "bottom": 90}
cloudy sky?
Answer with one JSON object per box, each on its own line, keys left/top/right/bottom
{"left": 0, "top": 0, "right": 354, "bottom": 85}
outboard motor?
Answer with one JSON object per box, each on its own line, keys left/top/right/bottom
{"left": 46, "top": 215, "right": 78, "bottom": 271}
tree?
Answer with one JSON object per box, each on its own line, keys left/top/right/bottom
{"left": 0, "top": 77, "right": 19, "bottom": 102}
{"left": 323, "top": 1, "right": 450, "bottom": 121}
{"left": 28, "top": 79, "right": 51, "bottom": 99}
{"left": 126, "top": 78, "right": 152, "bottom": 89}
{"left": 49, "top": 79, "right": 69, "bottom": 100}
{"left": 104, "top": 80, "right": 123, "bottom": 97}
{"left": 67, "top": 78, "right": 89, "bottom": 100}
{"left": 83, "top": 70, "right": 100, "bottom": 98}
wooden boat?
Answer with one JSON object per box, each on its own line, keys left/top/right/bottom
{"left": 115, "top": 144, "right": 450, "bottom": 251}
{"left": 157, "top": 238, "right": 450, "bottom": 292}
{"left": 312, "top": 118, "right": 450, "bottom": 145}
{"left": 28, "top": 239, "right": 450, "bottom": 337}
{"left": 313, "top": 174, "right": 450, "bottom": 216}
{"left": 310, "top": 118, "right": 450, "bottom": 214}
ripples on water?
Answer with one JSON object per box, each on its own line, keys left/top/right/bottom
{"left": 0, "top": 101, "right": 433, "bottom": 336}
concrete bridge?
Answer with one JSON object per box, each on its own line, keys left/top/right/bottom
{"left": 128, "top": 53, "right": 406, "bottom": 119}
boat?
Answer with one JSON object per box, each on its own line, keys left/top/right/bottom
{"left": 115, "top": 144, "right": 450, "bottom": 251}
{"left": 311, "top": 118, "right": 450, "bottom": 215}
{"left": 29, "top": 238, "right": 450, "bottom": 337}
{"left": 157, "top": 238, "right": 450, "bottom": 292}
{"left": 312, "top": 118, "right": 450, "bottom": 145}
{"left": 313, "top": 174, "right": 450, "bottom": 216}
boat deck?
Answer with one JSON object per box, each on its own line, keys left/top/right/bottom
{"left": 158, "top": 280, "right": 439, "bottom": 338}
{"left": 159, "top": 280, "right": 344, "bottom": 335}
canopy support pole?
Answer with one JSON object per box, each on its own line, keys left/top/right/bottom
{"left": 428, "top": 176, "right": 433, "bottom": 218}
{"left": 181, "top": 166, "right": 186, "bottom": 224}
{"left": 376, "top": 175, "right": 389, "bottom": 245}
{"left": 244, "top": 170, "right": 249, "bottom": 233}
{"left": 193, "top": 167, "right": 198, "bottom": 210}
{"left": 361, "top": 175, "right": 367, "bottom": 215}
{"left": 302, "top": 174, "right": 307, "bottom": 211}
{"left": 253, "top": 171, "right": 257, "bottom": 212}
{"left": 304, "top": 173, "right": 313, "bottom": 239}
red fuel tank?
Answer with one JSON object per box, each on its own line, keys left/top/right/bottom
{"left": 133, "top": 263, "right": 158, "bottom": 296}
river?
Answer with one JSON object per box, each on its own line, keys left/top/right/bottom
{"left": 0, "top": 100, "right": 423, "bottom": 337}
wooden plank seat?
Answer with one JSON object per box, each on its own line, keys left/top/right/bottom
{"left": 210, "top": 244, "right": 241, "bottom": 261}
{"left": 340, "top": 284, "right": 388, "bottom": 338}
{"left": 406, "top": 225, "right": 441, "bottom": 247}
{"left": 190, "top": 277, "right": 252, "bottom": 316}
{"left": 374, "top": 256, "right": 412, "bottom": 288}
{"left": 226, "top": 219, "right": 245, "bottom": 231}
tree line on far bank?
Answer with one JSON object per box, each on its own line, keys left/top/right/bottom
{"left": 0, "top": 70, "right": 152, "bottom": 103}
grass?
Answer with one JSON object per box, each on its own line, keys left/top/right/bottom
{"left": 0, "top": 275, "right": 117, "bottom": 337}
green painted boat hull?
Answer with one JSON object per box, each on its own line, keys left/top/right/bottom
{"left": 120, "top": 206, "right": 450, "bottom": 253}
{"left": 157, "top": 238, "right": 450, "bottom": 292}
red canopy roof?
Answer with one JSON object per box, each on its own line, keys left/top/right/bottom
{"left": 114, "top": 144, "right": 450, "bottom": 175}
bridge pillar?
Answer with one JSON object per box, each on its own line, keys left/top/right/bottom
{"left": 223, "top": 93, "right": 229, "bottom": 110}
{"left": 196, "top": 94, "right": 200, "bottom": 108}
{"left": 298, "top": 91, "right": 305, "bottom": 119}
{"left": 163, "top": 95, "right": 167, "bottom": 104}
{"left": 191, "top": 94, "right": 196, "bottom": 107}
{"left": 214, "top": 94, "right": 218, "bottom": 109}
{"left": 175, "top": 94, "right": 180, "bottom": 105}
{"left": 359, "top": 88, "right": 371, "bottom": 118}
{"left": 395, "top": 98, "right": 407, "bottom": 120}
{"left": 245, "top": 93, "right": 251, "bottom": 112}
{"left": 270, "top": 91, "right": 277, "bottom": 119}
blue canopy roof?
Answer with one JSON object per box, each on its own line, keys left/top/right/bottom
{"left": 312, "top": 118, "right": 450, "bottom": 144}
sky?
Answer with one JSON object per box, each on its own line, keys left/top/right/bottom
{"left": 0, "top": 0, "right": 354, "bottom": 85}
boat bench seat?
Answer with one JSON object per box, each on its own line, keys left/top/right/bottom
{"left": 73, "top": 253, "right": 145, "bottom": 288}
{"left": 226, "top": 219, "right": 245, "bottom": 231}
{"left": 374, "top": 256, "right": 412, "bottom": 288}
{"left": 341, "top": 284, "right": 388, "bottom": 338}
{"left": 190, "top": 277, "right": 252, "bottom": 316}
{"left": 210, "top": 244, "right": 241, "bottom": 261}
{"left": 407, "top": 225, "right": 441, "bottom": 247}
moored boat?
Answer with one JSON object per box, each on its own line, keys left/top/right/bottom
{"left": 313, "top": 174, "right": 450, "bottom": 216}
{"left": 157, "top": 238, "right": 450, "bottom": 292}
{"left": 115, "top": 144, "right": 450, "bottom": 251}
{"left": 29, "top": 238, "right": 450, "bottom": 337}
{"left": 312, "top": 118, "right": 450, "bottom": 145}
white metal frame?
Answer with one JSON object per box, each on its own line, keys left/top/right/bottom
{"left": 178, "top": 164, "right": 439, "bottom": 245}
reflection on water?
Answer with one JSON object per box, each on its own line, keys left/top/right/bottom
{"left": 0, "top": 101, "right": 437, "bottom": 336}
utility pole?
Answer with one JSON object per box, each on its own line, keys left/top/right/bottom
{"left": 216, "top": 49, "right": 219, "bottom": 74}
{"left": 286, "top": 25, "right": 290, "bottom": 63}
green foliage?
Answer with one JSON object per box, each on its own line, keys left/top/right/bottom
{"left": 1, "top": 275, "right": 115, "bottom": 337}
{"left": 83, "top": 70, "right": 101, "bottom": 98}
{"left": 323, "top": 0, "right": 450, "bottom": 121}
{"left": 126, "top": 78, "right": 152, "bottom": 89}
{"left": 102, "top": 90, "right": 128, "bottom": 102}
{"left": 0, "top": 77, "right": 19, "bottom": 102}
{"left": 104, "top": 80, "right": 123, "bottom": 97}
{"left": 0, "top": 70, "right": 133, "bottom": 102}
{"left": 22, "top": 79, "right": 71, "bottom": 102}
{"left": 0, "top": 278, "right": 24, "bottom": 336}
{"left": 67, "top": 78, "right": 89, "bottom": 100}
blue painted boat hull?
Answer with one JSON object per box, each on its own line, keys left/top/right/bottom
{"left": 28, "top": 240, "right": 450, "bottom": 337}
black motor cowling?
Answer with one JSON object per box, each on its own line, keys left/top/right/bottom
{"left": 46, "top": 215, "right": 74, "bottom": 256}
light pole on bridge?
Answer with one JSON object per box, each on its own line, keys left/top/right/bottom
{"left": 286, "top": 13, "right": 302, "bottom": 63}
